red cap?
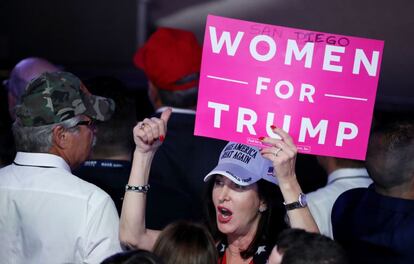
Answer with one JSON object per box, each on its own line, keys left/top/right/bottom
{"left": 133, "top": 27, "right": 202, "bottom": 91}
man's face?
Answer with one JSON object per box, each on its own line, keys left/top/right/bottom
{"left": 65, "top": 116, "right": 96, "bottom": 169}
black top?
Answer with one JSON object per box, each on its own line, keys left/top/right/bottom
{"left": 217, "top": 240, "right": 272, "bottom": 264}
{"left": 146, "top": 112, "right": 227, "bottom": 229}
{"left": 332, "top": 184, "right": 414, "bottom": 264}
{"left": 74, "top": 159, "right": 131, "bottom": 215}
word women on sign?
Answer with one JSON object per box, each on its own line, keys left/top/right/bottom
{"left": 209, "top": 26, "right": 380, "bottom": 77}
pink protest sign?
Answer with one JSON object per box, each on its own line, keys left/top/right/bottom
{"left": 194, "top": 15, "right": 384, "bottom": 160}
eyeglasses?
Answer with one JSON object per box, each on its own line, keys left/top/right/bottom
{"left": 75, "top": 119, "right": 96, "bottom": 130}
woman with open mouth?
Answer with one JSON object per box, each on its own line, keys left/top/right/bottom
{"left": 120, "top": 108, "right": 318, "bottom": 264}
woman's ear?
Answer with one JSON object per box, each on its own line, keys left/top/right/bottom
{"left": 259, "top": 201, "right": 268, "bottom": 213}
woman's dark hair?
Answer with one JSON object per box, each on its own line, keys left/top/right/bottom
{"left": 101, "top": 249, "right": 163, "bottom": 264}
{"left": 152, "top": 221, "right": 218, "bottom": 264}
{"left": 205, "top": 176, "right": 287, "bottom": 259}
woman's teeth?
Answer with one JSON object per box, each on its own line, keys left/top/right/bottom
{"left": 220, "top": 208, "right": 232, "bottom": 217}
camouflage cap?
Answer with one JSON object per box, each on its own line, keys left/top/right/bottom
{"left": 15, "top": 71, "right": 116, "bottom": 127}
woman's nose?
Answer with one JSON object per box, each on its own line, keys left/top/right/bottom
{"left": 218, "top": 185, "right": 230, "bottom": 203}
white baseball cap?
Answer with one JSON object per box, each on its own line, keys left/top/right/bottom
{"left": 204, "top": 142, "right": 278, "bottom": 186}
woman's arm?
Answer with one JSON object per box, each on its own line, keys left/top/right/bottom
{"left": 119, "top": 109, "right": 172, "bottom": 250}
{"left": 260, "top": 126, "right": 319, "bottom": 233}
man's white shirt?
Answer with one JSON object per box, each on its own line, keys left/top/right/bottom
{"left": 307, "top": 168, "right": 372, "bottom": 238}
{"left": 0, "top": 152, "right": 122, "bottom": 264}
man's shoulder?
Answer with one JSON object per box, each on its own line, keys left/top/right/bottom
{"left": 63, "top": 172, "right": 112, "bottom": 201}
{"left": 307, "top": 184, "right": 340, "bottom": 200}
{"left": 41, "top": 168, "right": 113, "bottom": 205}
{"left": 331, "top": 187, "right": 369, "bottom": 229}
{"left": 3, "top": 162, "right": 111, "bottom": 202}
{"left": 308, "top": 177, "right": 370, "bottom": 202}
{"left": 334, "top": 187, "right": 368, "bottom": 209}
{"left": 0, "top": 163, "right": 115, "bottom": 217}
{"left": 42, "top": 172, "right": 116, "bottom": 218}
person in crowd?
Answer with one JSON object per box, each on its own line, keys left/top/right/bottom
{"left": 332, "top": 112, "right": 414, "bottom": 264}
{"left": 0, "top": 122, "right": 14, "bottom": 167}
{"left": 204, "top": 144, "right": 288, "bottom": 263}
{"left": 0, "top": 72, "right": 121, "bottom": 263}
{"left": 5, "top": 57, "right": 60, "bottom": 120}
{"left": 306, "top": 157, "right": 372, "bottom": 237}
{"left": 1, "top": 57, "right": 60, "bottom": 166}
{"left": 268, "top": 228, "right": 348, "bottom": 264}
{"left": 133, "top": 27, "right": 227, "bottom": 229}
{"left": 0, "top": 77, "right": 14, "bottom": 167}
{"left": 75, "top": 76, "right": 137, "bottom": 215}
{"left": 152, "top": 221, "right": 218, "bottom": 264}
{"left": 119, "top": 109, "right": 318, "bottom": 264}
{"left": 101, "top": 249, "right": 163, "bottom": 264}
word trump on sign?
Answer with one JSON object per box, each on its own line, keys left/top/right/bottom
{"left": 195, "top": 15, "right": 384, "bottom": 160}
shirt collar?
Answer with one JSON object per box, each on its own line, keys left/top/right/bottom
{"left": 14, "top": 152, "right": 71, "bottom": 172}
{"left": 156, "top": 106, "right": 195, "bottom": 115}
{"left": 327, "top": 168, "right": 369, "bottom": 184}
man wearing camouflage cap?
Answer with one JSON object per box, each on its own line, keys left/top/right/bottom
{"left": 0, "top": 72, "right": 122, "bottom": 263}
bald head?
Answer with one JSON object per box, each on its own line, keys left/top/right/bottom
{"left": 7, "top": 57, "right": 59, "bottom": 119}
{"left": 366, "top": 116, "right": 414, "bottom": 192}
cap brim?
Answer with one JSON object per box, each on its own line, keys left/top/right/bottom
{"left": 262, "top": 173, "right": 279, "bottom": 185}
{"left": 204, "top": 162, "right": 260, "bottom": 186}
{"left": 204, "top": 162, "right": 279, "bottom": 186}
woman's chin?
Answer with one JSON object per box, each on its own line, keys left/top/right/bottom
{"left": 217, "top": 222, "right": 235, "bottom": 235}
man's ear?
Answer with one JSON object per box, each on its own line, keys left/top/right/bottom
{"left": 148, "top": 81, "right": 162, "bottom": 108}
{"left": 52, "top": 125, "right": 69, "bottom": 149}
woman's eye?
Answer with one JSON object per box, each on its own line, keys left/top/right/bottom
{"left": 214, "top": 178, "right": 224, "bottom": 186}
{"left": 235, "top": 184, "right": 247, "bottom": 190}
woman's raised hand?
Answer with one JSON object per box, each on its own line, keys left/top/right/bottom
{"left": 260, "top": 127, "right": 319, "bottom": 233}
{"left": 133, "top": 108, "right": 172, "bottom": 154}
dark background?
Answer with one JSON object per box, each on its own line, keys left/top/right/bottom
{"left": 1, "top": 0, "right": 413, "bottom": 111}
{"left": 1, "top": 0, "right": 412, "bottom": 190}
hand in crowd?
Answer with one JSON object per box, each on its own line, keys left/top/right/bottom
{"left": 133, "top": 108, "right": 172, "bottom": 154}
{"left": 260, "top": 126, "right": 319, "bottom": 233}
{"left": 260, "top": 126, "right": 298, "bottom": 183}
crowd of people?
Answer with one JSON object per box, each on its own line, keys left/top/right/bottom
{"left": 0, "top": 27, "right": 412, "bottom": 264}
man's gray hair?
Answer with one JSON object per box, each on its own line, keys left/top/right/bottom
{"left": 12, "top": 116, "right": 82, "bottom": 153}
